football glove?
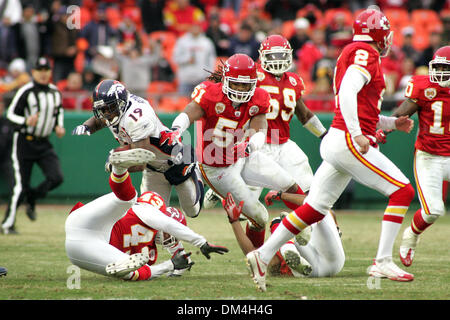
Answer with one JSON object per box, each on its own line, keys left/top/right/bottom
{"left": 222, "top": 192, "right": 244, "bottom": 223}
{"left": 200, "top": 242, "right": 229, "bottom": 259}
{"left": 375, "top": 129, "right": 387, "bottom": 144}
{"left": 72, "top": 125, "right": 91, "bottom": 136}
{"left": 171, "top": 250, "right": 194, "bottom": 270}
{"left": 264, "top": 190, "right": 282, "bottom": 206}
{"left": 160, "top": 128, "right": 181, "bottom": 146}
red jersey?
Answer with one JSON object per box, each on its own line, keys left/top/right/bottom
{"left": 405, "top": 75, "right": 450, "bottom": 156}
{"left": 256, "top": 64, "right": 306, "bottom": 144}
{"left": 331, "top": 42, "right": 386, "bottom": 137}
{"left": 192, "top": 81, "right": 270, "bottom": 167}
{"left": 109, "top": 209, "right": 159, "bottom": 266}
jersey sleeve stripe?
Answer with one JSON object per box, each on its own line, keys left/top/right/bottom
{"left": 349, "top": 64, "right": 371, "bottom": 83}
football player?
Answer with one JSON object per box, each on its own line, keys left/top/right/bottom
{"left": 385, "top": 46, "right": 450, "bottom": 267}
{"left": 246, "top": 8, "right": 416, "bottom": 291}
{"left": 203, "top": 35, "right": 328, "bottom": 212}
{"left": 223, "top": 193, "right": 345, "bottom": 278}
{"left": 65, "top": 148, "right": 228, "bottom": 280}
{"left": 72, "top": 80, "right": 205, "bottom": 219}
{"left": 166, "top": 53, "right": 301, "bottom": 250}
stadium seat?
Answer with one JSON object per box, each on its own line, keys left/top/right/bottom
{"left": 57, "top": 79, "right": 68, "bottom": 91}
{"left": 324, "top": 8, "right": 353, "bottom": 26}
{"left": 385, "top": 8, "right": 410, "bottom": 30}
{"left": 106, "top": 6, "right": 121, "bottom": 28}
{"left": 79, "top": 6, "right": 92, "bottom": 29}
{"left": 411, "top": 9, "right": 442, "bottom": 33}
{"left": 281, "top": 20, "right": 295, "bottom": 39}
{"left": 158, "top": 96, "right": 191, "bottom": 112}
{"left": 412, "top": 30, "right": 430, "bottom": 51}
{"left": 147, "top": 81, "right": 177, "bottom": 94}
{"left": 296, "top": 5, "right": 324, "bottom": 27}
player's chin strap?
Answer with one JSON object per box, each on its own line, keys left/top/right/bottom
{"left": 303, "top": 115, "right": 328, "bottom": 138}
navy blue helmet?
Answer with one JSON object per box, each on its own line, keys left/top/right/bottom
{"left": 92, "top": 79, "right": 129, "bottom": 126}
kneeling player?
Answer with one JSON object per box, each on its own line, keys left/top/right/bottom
{"left": 223, "top": 193, "right": 345, "bottom": 279}
{"left": 65, "top": 148, "right": 228, "bottom": 280}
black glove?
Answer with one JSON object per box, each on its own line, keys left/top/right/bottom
{"left": 200, "top": 242, "right": 229, "bottom": 259}
{"left": 171, "top": 250, "right": 194, "bottom": 270}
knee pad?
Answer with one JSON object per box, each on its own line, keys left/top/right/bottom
{"left": 389, "top": 184, "right": 415, "bottom": 206}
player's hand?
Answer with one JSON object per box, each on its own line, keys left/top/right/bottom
{"left": 72, "top": 124, "right": 91, "bottom": 136}
{"left": 55, "top": 125, "right": 66, "bottom": 138}
{"left": 200, "top": 242, "right": 229, "bottom": 259}
{"left": 222, "top": 192, "right": 244, "bottom": 223}
{"left": 264, "top": 190, "right": 282, "bottom": 206}
{"left": 171, "top": 250, "right": 194, "bottom": 270}
{"left": 375, "top": 129, "right": 387, "bottom": 144}
{"left": 354, "top": 135, "right": 370, "bottom": 154}
{"left": 225, "top": 141, "right": 250, "bottom": 163}
{"left": 395, "top": 116, "right": 414, "bottom": 133}
{"left": 160, "top": 129, "right": 181, "bottom": 146}
{"left": 26, "top": 113, "right": 40, "bottom": 127}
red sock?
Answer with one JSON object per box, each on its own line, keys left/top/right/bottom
{"left": 246, "top": 223, "right": 265, "bottom": 248}
{"left": 129, "top": 264, "right": 151, "bottom": 281}
{"left": 282, "top": 202, "right": 324, "bottom": 235}
{"left": 109, "top": 172, "right": 136, "bottom": 201}
{"left": 282, "top": 186, "right": 304, "bottom": 210}
{"left": 411, "top": 209, "right": 432, "bottom": 235}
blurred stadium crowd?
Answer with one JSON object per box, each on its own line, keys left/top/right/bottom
{"left": 0, "top": 0, "right": 449, "bottom": 113}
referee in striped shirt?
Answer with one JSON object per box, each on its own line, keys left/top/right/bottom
{"left": 2, "top": 57, "right": 65, "bottom": 234}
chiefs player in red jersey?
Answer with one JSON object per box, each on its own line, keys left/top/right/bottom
{"left": 386, "top": 46, "right": 450, "bottom": 267}
{"left": 246, "top": 8, "right": 416, "bottom": 291}
{"left": 65, "top": 148, "right": 228, "bottom": 281}
{"left": 168, "top": 53, "right": 300, "bottom": 250}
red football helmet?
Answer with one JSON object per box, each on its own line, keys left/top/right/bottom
{"left": 352, "top": 8, "right": 393, "bottom": 57}
{"left": 137, "top": 191, "right": 167, "bottom": 213}
{"left": 259, "top": 35, "right": 293, "bottom": 76}
{"left": 429, "top": 46, "right": 450, "bottom": 87}
{"left": 156, "top": 207, "right": 187, "bottom": 248}
{"left": 222, "top": 53, "right": 257, "bottom": 103}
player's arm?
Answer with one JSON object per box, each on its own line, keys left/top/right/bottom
{"left": 265, "top": 190, "right": 306, "bottom": 206}
{"left": 72, "top": 115, "right": 106, "bottom": 135}
{"left": 392, "top": 99, "right": 419, "bottom": 118}
{"left": 247, "top": 113, "right": 267, "bottom": 152}
{"left": 295, "top": 98, "right": 328, "bottom": 138}
{"left": 339, "top": 64, "right": 370, "bottom": 153}
{"left": 222, "top": 193, "right": 256, "bottom": 255}
{"left": 133, "top": 204, "right": 228, "bottom": 259}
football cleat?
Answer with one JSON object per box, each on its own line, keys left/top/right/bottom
{"left": 399, "top": 227, "right": 420, "bottom": 267}
{"left": 109, "top": 148, "right": 156, "bottom": 170}
{"left": 367, "top": 257, "right": 414, "bottom": 282}
{"left": 295, "top": 225, "right": 312, "bottom": 246}
{"left": 0, "top": 266, "right": 7, "bottom": 277}
{"left": 203, "top": 188, "right": 221, "bottom": 209}
{"left": 281, "top": 248, "right": 312, "bottom": 277}
{"left": 246, "top": 251, "right": 267, "bottom": 292}
{"left": 106, "top": 252, "right": 149, "bottom": 278}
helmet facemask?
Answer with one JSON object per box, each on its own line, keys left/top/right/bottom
{"left": 379, "top": 31, "right": 393, "bottom": 58}
{"left": 222, "top": 76, "right": 257, "bottom": 103}
{"left": 93, "top": 96, "right": 127, "bottom": 126}
{"left": 260, "top": 47, "right": 293, "bottom": 76}
{"left": 429, "top": 59, "right": 450, "bottom": 87}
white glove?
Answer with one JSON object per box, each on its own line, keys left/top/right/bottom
{"left": 72, "top": 125, "right": 91, "bottom": 136}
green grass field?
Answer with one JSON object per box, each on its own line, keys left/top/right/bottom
{"left": 0, "top": 204, "right": 449, "bottom": 300}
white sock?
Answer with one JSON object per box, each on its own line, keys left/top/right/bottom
{"left": 259, "top": 223, "right": 295, "bottom": 265}
{"left": 376, "top": 220, "right": 401, "bottom": 260}
{"left": 112, "top": 165, "right": 127, "bottom": 176}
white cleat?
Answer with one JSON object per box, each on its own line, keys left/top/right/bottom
{"left": 109, "top": 148, "right": 156, "bottom": 169}
{"left": 203, "top": 188, "right": 221, "bottom": 209}
{"left": 399, "top": 227, "right": 419, "bottom": 267}
{"left": 245, "top": 251, "right": 267, "bottom": 292}
{"left": 367, "top": 257, "right": 414, "bottom": 282}
{"left": 282, "top": 249, "right": 312, "bottom": 277}
{"left": 106, "top": 252, "right": 149, "bottom": 278}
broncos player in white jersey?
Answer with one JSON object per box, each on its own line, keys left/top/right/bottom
{"left": 72, "top": 79, "right": 205, "bottom": 218}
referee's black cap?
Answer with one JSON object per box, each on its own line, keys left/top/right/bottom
{"left": 33, "top": 57, "right": 52, "bottom": 70}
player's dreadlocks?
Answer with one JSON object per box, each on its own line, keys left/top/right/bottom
{"left": 205, "top": 58, "right": 226, "bottom": 83}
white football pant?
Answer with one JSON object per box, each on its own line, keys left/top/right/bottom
{"left": 414, "top": 149, "right": 449, "bottom": 220}
{"left": 295, "top": 213, "right": 345, "bottom": 277}
{"left": 65, "top": 193, "right": 136, "bottom": 276}
{"left": 199, "top": 150, "right": 296, "bottom": 229}
{"left": 305, "top": 128, "right": 410, "bottom": 214}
